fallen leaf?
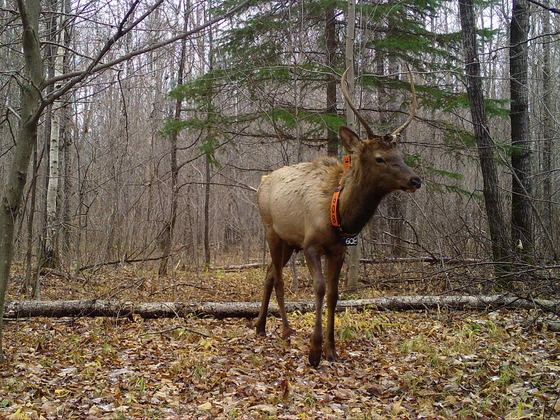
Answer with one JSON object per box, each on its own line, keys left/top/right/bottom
{"left": 197, "top": 402, "right": 212, "bottom": 411}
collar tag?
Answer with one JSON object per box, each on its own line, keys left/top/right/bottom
{"left": 340, "top": 236, "right": 358, "bottom": 246}
{"left": 343, "top": 155, "right": 351, "bottom": 171}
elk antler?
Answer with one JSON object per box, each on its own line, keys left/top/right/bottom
{"left": 390, "top": 64, "right": 417, "bottom": 138}
{"left": 341, "top": 67, "right": 375, "bottom": 140}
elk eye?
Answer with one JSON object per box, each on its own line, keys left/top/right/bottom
{"left": 375, "top": 157, "right": 386, "bottom": 164}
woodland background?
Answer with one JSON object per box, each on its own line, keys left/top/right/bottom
{"left": 2, "top": 0, "right": 560, "bottom": 286}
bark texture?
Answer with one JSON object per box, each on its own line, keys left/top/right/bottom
{"left": 4, "top": 295, "right": 558, "bottom": 320}
{"left": 510, "top": 0, "right": 533, "bottom": 258}
{"left": 0, "top": 0, "right": 45, "bottom": 362}
{"left": 459, "top": 0, "right": 511, "bottom": 271}
{"left": 325, "top": 5, "right": 338, "bottom": 157}
{"left": 344, "top": 0, "right": 360, "bottom": 291}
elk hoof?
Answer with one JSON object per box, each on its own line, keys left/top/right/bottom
{"left": 281, "top": 327, "right": 295, "bottom": 340}
{"left": 308, "top": 349, "right": 322, "bottom": 368}
{"left": 255, "top": 323, "right": 266, "bottom": 337}
{"left": 324, "top": 349, "right": 338, "bottom": 362}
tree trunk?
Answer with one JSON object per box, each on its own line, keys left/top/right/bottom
{"left": 23, "top": 148, "right": 40, "bottom": 296}
{"left": 344, "top": 0, "right": 360, "bottom": 292}
{"left": 203, "top": 11, "right": 214, "bottom": 269}
{"left": 0, "top": 0, "right": 45, "bottom": 362}
{"left": 541, "top": 1, "right": 556, "bottom": 259}
{"left": 458, "top": 0, "right": 511, "bottom": 278}
{"left": 325, "top": 5, "right": 338, "bottom": 157}
{"left": 44, "top": 42, "right": 65, "bottom": 268}
{"left": 380, "top": 48, "right": 406, "bottom": 258}
{"left": 510, "top": 0, "right": 533, "bottom": 260}
{"left": 203, "top": 157, "right": 211, "bottom": 267}
{"left": 60, "top": 0, "right": 73, "bottom": 263}
{"left": 159, "top": 2, "right": 189, "bottom": 276}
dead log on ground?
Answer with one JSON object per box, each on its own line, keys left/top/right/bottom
{"left": 211, "top": 257, "right": 481, "bottom": 271}
{"left": 4, "top": 295, "right": 558, "bottom": 321}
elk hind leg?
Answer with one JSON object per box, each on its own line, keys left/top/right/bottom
{"left": 324, "top": 252, "right": 344, "bottom": 362}
{"left": 255, "top": 232, "right": 293, "bottom": 337}
{"left": 304, "top": 246, "right": 325, "bottom": 367}
{"left": 255, "top": 261, "right": 275, "bottom": 336}
{"left": 273, "top": 241, "right": 295, "bottom": 339}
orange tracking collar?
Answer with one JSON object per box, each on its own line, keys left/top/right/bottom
{"left": 330, "top": 156, "right": 357, "bottom": 239}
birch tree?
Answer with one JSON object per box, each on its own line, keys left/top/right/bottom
{"left": 43, "top": 0, "right": 66, "bottom": 269}
{"left": 344, "top": 0, "right": 360, "bottom": 291}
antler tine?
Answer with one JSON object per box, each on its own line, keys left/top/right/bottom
{"left": 391, "top": 64, "right": 417, "bottom": 138}
{"left": 341, "top": 67, "right": 375, "bottom": 139}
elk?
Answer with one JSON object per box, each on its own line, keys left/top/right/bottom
{"left": 255, "top": 68, "right": 421, "bottom": 367}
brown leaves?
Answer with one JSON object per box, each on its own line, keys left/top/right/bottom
{"left": 3, "top": 267, "right": 559, "bottom": 419}
{"left": 2, "top": 309, "right": 558, "bottom": 419}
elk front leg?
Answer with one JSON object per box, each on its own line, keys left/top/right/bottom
{"left": 324, "top": 251, "right": 344, "bottom": 362}
{"left": 304, "top": 247, "right": 325, "bottom": 368}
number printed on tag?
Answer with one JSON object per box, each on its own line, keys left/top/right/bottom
{"left": 342, "top": 236, "right": 358, "bottom": 246}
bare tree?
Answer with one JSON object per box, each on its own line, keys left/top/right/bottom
{"left": 458, "top": 0, "right": 511, "bottom": 279}
{"left": 540, "top": 0, "right": 557, "bottom": 258}
{"left": 0, "top": 0, "right": 44, "bottom": 362}
{"left": 344, "top": 0, "right": 360, "bottom": 291}
{"left": 159, "top": 1, "right": 190, "bottom": 276}
{"left": 325, "top": 4, "right": 338, "bottom": 157}
{"left": 43, "top": 0, "right": 67, "bottom": 269}
{"left": 510, "top": 0, "right": 533, "bottom": 259}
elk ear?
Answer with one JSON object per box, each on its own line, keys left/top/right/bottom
{"left": 339, "top": 126, "right": 362, "bottom": 154}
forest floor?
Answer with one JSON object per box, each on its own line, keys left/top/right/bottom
{"left": 1, "top": 264, "right": 559, "bottom": 419}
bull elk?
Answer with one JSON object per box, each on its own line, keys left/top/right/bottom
{"left": 255, "top": 68, "right": 421, "bottom": 367}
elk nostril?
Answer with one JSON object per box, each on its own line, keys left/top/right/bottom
{"left": 411, "top": 177, "right": 422, "bottom": 189}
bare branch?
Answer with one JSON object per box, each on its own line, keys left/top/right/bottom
{"left": 41, "top": 0, "right": 253, "bottom": 107}
{"left": 528, "top": 0, "right": 560, "bottom": 14}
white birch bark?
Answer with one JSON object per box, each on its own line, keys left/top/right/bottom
{"left": 44, "top": 12, "right": 65, "bottom": 267}
{"left": 344, "top": 0, "right": 360, "bottom": 291}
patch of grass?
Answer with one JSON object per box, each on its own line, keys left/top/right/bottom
{"left": 401, "top": 335, "right": 428, "bottom": 355}
{"left": 497, "top": 363, "right": 520, "bottom": 387}
{"left": 250, "top": 354, "right": 264, "bottom": 366}
{"left": 303, "top": 393, "right": 317, "bottom": 407}
{"left": 336, "top": 310, "right": 391, "bottom": 340}
{"left": 193, "top": 364, "right": 207, "bottom": 379}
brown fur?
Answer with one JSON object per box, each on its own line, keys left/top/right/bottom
{"left": 255, "top": 126, "right": 421, "bottom": 367}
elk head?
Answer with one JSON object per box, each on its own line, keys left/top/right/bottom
{"left": 340, "top": 67, "right": 421, "bottom": 194}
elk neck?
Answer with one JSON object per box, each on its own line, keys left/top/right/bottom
{"left": 336, "top": 160, "right": 388, "bottom": 235}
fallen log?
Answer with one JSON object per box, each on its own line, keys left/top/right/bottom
{"left": 4, "top": 295, "right": 558, "bottom": 320}
{"left": 359, "top": 257, "right": 480, "bottom": 265}
{"left": 211, "top": 263, "right": 266, "bottom": 272}
{"left": 211, "top": 257, "right": 483, "bottom": 271}
{"left": 547, "top": 321, "right": 560, "bottom": 332}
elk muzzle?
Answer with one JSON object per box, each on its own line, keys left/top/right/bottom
{"left": 402, "top": 175, "right": 422, "bottom": 192}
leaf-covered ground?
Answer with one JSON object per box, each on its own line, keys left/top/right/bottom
{"left": 2, "top": 267, "right": 560, "bottom": 419}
